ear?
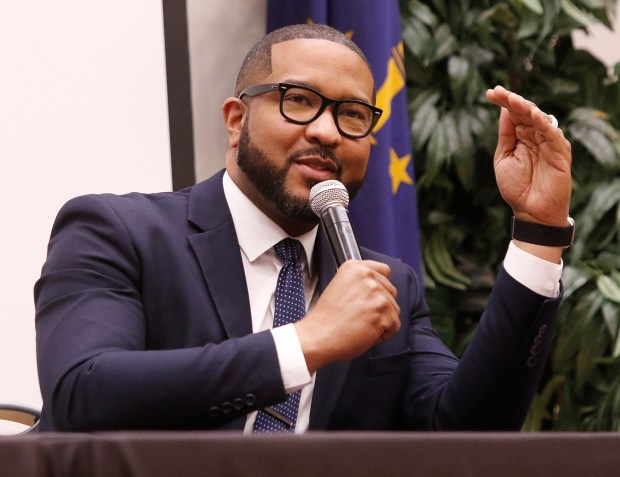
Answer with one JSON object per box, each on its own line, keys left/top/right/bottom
{"left": 222, "top": 97, "right": 247, "bottom": 149}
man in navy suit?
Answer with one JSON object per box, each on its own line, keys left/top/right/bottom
{"left": 35, "top": 24, "right": 573, "bottom": 432}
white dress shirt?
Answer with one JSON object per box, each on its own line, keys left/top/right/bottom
{"left": 222, "top": 173, "right": 315, "bottom": 433}
{"left": 222, "top": 171, "right": 562, "bottom": 433}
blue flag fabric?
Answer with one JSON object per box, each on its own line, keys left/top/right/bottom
{"left": 267, "top": 0, "right": 422, "bottom": 275}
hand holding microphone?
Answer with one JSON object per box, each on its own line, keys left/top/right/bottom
{"left": 294, "top": 180, "right": 401, "bottom": 373}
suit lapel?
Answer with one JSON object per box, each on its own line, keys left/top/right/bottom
{"left": 187, "top": 171, "right": 252, "bottom": 339}
{"left": 309, "top": 227, "right": 353, "bottom": 430}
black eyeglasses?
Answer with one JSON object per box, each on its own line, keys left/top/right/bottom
{"left": 238, "top": 82, "right": 382, "bottom": 139}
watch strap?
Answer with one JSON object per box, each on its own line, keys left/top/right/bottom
{"left": 511, "top": 216, "right": 575, "bottom": 248}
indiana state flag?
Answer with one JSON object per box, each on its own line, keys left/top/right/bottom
{"left": 267, "top": 0, "right": 422, "bottom": 275}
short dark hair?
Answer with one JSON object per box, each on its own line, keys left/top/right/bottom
{"left": 234, "top": 23, "right": 375, "bottom": 98}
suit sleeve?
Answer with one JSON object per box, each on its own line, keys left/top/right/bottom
{"left": 401, "top": 264, "right": 560, "bottom": 430}
{"left": 35, "top": 195, "right": 286, "bottom": 431}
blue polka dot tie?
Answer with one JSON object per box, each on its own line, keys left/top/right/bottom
{"left": 253, "top": 238, "right": 305, "bottom": 433}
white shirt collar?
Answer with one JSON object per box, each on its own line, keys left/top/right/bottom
{"left": 222, "top": 171, "right": 318, "bottom": 276}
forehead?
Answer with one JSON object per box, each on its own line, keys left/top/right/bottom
{"left": 269, "top": 39, "right": 374, "bottom": 102}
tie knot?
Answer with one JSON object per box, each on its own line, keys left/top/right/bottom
{"left": 274, "top": 238, "right": 303, "bottom": 265}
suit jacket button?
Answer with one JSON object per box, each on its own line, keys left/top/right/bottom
{"left": 527, "top": 356, "right": 538, "bottom": 368}
{"left": 244, "top": 394, "right": 257, "bottom": 407}
{"left": 208, "top": 406, "right": 220, "bottom": 418}
{"left": 530, "top": 345, "right": 540, "bottom": 356}
{"left": 538, "top": 324, "right": 548, "bottom": 334}
{"left": 534, "top": 334, "right": 544, "bottom": 345}
{"left": 233, "top": 398, "right": 244, "bottom": 410}
{"left": 221, "top": 402, "right": 232, "bottom": 414}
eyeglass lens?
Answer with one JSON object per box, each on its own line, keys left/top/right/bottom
{"left": 281, "top": 87, "right": 374, "bottom": 137}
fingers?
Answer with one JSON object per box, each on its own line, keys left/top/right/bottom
{"left": 361, "top": 260, "right": 398, "bottom": 299}
{"left": 295, "top": 259, "right": 401, "bottom": 372}
{"left": 486, "top": 86, "right": 554, "bottom": 130}
{"left": 339, "top": 260, "right": 400, "bottom": 330}
{"left": 523, "top": 101, "right": 571, "bottom": 158}
{"left": 487, "top": 85, "right": 573, "bottom": 228}
{"left": 486, "top": 85, "right": 569, "bottom": 151}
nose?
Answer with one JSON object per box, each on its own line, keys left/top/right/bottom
{"left": 304, "top": 107, "right": 342, "bottom": 147}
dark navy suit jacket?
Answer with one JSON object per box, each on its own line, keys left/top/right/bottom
{"left": 35, "top": 171, "right": 560, "bottom": 432}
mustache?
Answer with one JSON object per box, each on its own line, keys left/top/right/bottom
{"left": 287, "top": 147, "right": 342, "bottom": 174}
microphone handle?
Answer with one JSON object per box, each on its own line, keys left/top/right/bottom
{"left": 320, "top": 205, "right": 362, "bottom": 266}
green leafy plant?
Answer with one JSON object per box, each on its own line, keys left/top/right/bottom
{"left": 400, "top": 0, "right": 620, "bottom": 430}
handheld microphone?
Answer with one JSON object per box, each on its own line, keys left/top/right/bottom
{"left": 309, "top": 180, "right": 362, "bottom": 266}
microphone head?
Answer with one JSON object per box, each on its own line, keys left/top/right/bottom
{"left": 309, "top": 180, "right": 350, "bottom": 216}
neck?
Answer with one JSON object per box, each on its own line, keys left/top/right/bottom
{"left": 225, "top": 162, "right": 318, "bottom": 238}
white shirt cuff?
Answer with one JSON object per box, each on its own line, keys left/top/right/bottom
{"left": 503, "top": 241, "right": 563, "bottom": 298}
{"left": 271, "top": 324, "right": 313, "bottom": 393}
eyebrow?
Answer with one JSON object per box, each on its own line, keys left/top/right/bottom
{"left": 280, "top": 78, "right": 373, "bottom": 104}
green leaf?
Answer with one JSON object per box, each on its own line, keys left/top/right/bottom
{"left": 576, "top": 321, "right": 609, "bottom": 391}
{"left": 570, "top": 125, "right": 618, "bottom": 166}
{"left": 480, "top": 3, "right": 520, "bottom": 27}
{"left": 431, "top": 24, "right": 458, "bottom": 63}
{"left": 430, "top": 0, "right": 449, "bottom": 19}
{"left": 467, "top": 105, "right": 497, "bottom": 151}
{"left": 447, "top": 110, "right": 476, "bottom": 190}
{"left": 443, "top": 111, "right": 460, "bottom": 157}
{"left": 561, "top": 265, "right": 591, "bottom": 297}
{"left": 401, "top": 16, "right": 432, "bottom": 61}
{"left": 568, "top": 108, "right": 618, "bottom": 140}
{"left": 575, "top": 180, "right": 620, "bottom": 244}
{"left": 561, "top": 0, "right": 601, "bottom": 26}
{"left": 577, "top": 0, "right": 607, "bottom": 8}
{"left": 596, "top": 249, "right": 620, "bottom": 273}
{"left": 410, "top": 89, "right": 442, "bottom": 111}
{"left": 461, "top": 43, "right": 494, "bottom": 65}
{"left": 426, "top": 119, "right": 451, "bottom": 178}
{"left": 517, "top": 12, "right": 543, "bottom": 39}
{"left": 410, "top": 93, "right": 440, "bottom": 151}
{"left": 423, "top": 233, "right": 471, "bottom": 289}
{"left": 402, "top": 0, "right": 620, "bottom": 430}
{"left": 522, "top": 0, "right": 545, "bottom": 14}
{"left": 597, "top": 275, "right": 620, "bottom": 303}
{"left": 541, "top": 0, "right": 563, "bottom": 37}
{"left": 407, "top": 0, "right": 438, "bottom": 27}
{"left": 601, "top": 302, "right": 619, "bottom": 340}
{"left": 554, "top": 290, "right": 604, "bottom": 373}
{"left": 523, "top": 374, "right": 566, "bottom": 430}
{"left": 448, "top": 56, "right": 470, "bottom": 103}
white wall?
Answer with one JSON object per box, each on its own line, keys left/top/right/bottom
{"left": 572, "top": 3, "right": 620, "bottom": 67}
{"left": 0, "top": 1, "right": 171, "bottom": 433}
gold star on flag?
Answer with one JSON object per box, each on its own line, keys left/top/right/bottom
{"left": 389, "top": 148, "right": 413, "bottom": 195}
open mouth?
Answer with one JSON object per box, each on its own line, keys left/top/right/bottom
{"left": 295, "top": 156, "right": 339, "bottom": 173}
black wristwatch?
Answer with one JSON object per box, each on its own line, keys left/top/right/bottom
{"left": 511, "top": 216, "right": 575, "bottom": 248}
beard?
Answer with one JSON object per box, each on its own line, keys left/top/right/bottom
{"left": 236, "top": 120, "right": 364, "bottom": 224}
